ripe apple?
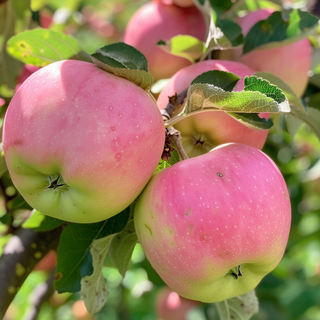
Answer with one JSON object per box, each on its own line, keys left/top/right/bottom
{"left": 155, "top": 0, "right": 195, "bottom": 7}
{"left": 134, "top": 143, "right": 291, "bottom": 303}
{"left": 237, "top": 9, "right": 311, "bottom": 97}
{"left": 124, "top": 1, "right": 206, "bottom": 81}
{"left": 3, "top": 60, "right": 165, "bottom": 223}
{"left": 157, "top": 60, "right": 269, "bottom": 158}
{"left": 34, "top": 250, "right": 56, "bottom": 272}
{"left": 155, "top": 286, "right": 199, "bottom": 320}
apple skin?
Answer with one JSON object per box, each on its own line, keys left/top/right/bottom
{"left": 155, "top": 0, "right": 195, "bottom": 7}
{"left": 155, "top": 286, "right": 199, "bottom": 320}
{"left": 34, "top": 250, "right": 56, "bottom": 272}
{"left": 3, "top": 60, "right": 165, "bottom": 223}
{"left": 157, "top": 60, "right": 269, "bottom": 158}
{"left": 134, "top": 143, "right": 291, "bottom": 303}
{"left": 124, "top": 1, "right": 206, "bottom": 82}
{"left": 237, "top": 9, "right": 311, "bottom": 97}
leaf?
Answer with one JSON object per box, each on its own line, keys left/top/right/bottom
{"left": 227, "top": 113, "right": 274, "bottom": 130}
{"left": 157, "top": 35, "right": 206, "bottom": 62}
{"left": 289, "top": 105, "right": 320, "bottom": 140}
{"left": 6, "top": 28, "right": 82, "bottom": 67}
{"left": 22, "top": 210, "right": 65, "bottom": 231}
{"left": 91, "top": 43, "right": 154, "bottom": 90}
{"left": 8, "top": 194, "right": 33, "bottom": 211}
{"left": 81, "top": 234, "right": 116, "bottom": 314}
{"left": 215, "top": 290, "right": 259, "bottom": 320}
{"left": 0, "top": 141, "right": 7, "bottom": 178}
{"left": 216, "top": 18, "right": 243, "bottom": 47}
{"left": 243, "top": 76, "right": 287, "bottom": 105}
{"left": 108, "top": 220, "right": 138, "bottom": 277}
{"left": 254, "top": 72, "right": 305, "bottom": 111}
{"left": 92, "top": 43, "right": 149, "bottom": 71}
{"left": 55, "top": 208, "right": 130, "bottom": 293}
{"left": 155, "top": 150, "right": 180, "bottom": 174}
{"left": 164, "top": 77, "right": 290, "bottom": 127}
{"left": 244, "top": 10, "right": 319, "bottom": 54}
{"left": 191, "top": 70, "right": 240, "bottom": 92}
{"left": 208, "top": 0, "right": 233, "bottom": 12}
{"left": 0, "top": 1, "right": 24, "bottom": 90}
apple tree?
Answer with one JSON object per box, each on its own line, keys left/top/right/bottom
{"left": 0, "top": 0, "right": 320, "bottom": 319}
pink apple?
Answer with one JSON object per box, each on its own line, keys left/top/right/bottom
{"left": 16, "top": 64, "right": 40, "bottom": 91}
{"left": 134, "top": 143, "right": 291, "bottom": 303}
{"left": 155, "top": 286, "right": 199, "bottom": 320}
{"left": 3, "top": 60, "right": 165, "bottom": 223}
{"left": 155, "top": 0, "right": 195, "bottom": 7}
{"left": 124, "top": 1, "right": 206, "bottom": 81}
{"left": 34, "top": 250, "right": 57, "bottom": 272}
{"left": 157, "top": 60, "right": 269, "bottom": 158}
{"left": 237, "top": 9, "right": 311, "bottom": 97}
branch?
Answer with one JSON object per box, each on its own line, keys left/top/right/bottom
{"left": 161, "top": 88, "right": 188, "bottom": 121}
{"left": 0, "top": 226, "right": 63, "bottom": 319}
{"left": 167, "top": 126, "right": 189, "bottom": 161}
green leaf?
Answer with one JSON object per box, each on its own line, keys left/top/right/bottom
{"left": 0, "top": 213, "right": 12, "bottom": 226}
{"left": 244, "top": 10, "right": 319, "bottom": 54}
{"left": 6, "top": 28, "right": 82, "bottom": 67}
{"left": 55, "top": 208, "right": 130, "bottom": 293}
{"left": 0, "top": 1, "right": 25, "bottom": 90}
{"left": 108, "top": 220, "right": 138, "bottom": 277}
{"left": 81, "top": 234, "right": 117, "bottom": 314}
{"left": 22, "top": 210, "right": 65, "bottom": 231}
{"left": 227, "top": 112, "right": 274, "bottom": 130}
{"left": 254, "top": 72, "right": 305, "bottom": 111}
{"left": 157, "top": 35, "right": 206, "bottom": 63}
{"left": 155, "top": 150, "right": 180, "bottom": 174}
{"left": 8, "top": 195, "right": 33, "bottom": 211}
{"left": 0, "top": 141, "right": 8, "bottom": 178}
{"left": 289, "top": 105, "right": 320, "bottom": 140}
{"left": 191, "top": 70, "right": 240, "bottom": 92}
{"left": 215, "top": 290, "right": 259, "bottom": 320}
{"left": 243, "top": 76, "right": 287, "bottom": 104}
{"left": 92, "top": 43, "right": 148, "bottom": 71}
{"left": 208, "top": 0, "right": 233, "bottom": 12}
{"left": 216, "top": 18, "right": 243, "bottom": 47}
{"left": 91, "top": 43, "right": 154, "bottom": 90}
{"left": 165, "top": 77, "right": 290, "bottom": 127}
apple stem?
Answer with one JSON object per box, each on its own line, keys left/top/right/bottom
{"left": 161, "top": 88, "right": 188, "bottom": 121}
{"left": 167, "top": 126, "right": 189, "bottom": 161}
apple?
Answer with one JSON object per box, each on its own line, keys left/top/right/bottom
{"left": 157, "top": 60, "right": 269, "bottom": 158}
{"left": 134, "top": 143, "right": 291, "bottom": 303}
{"left": 124, "top": 1, "right": 206, "bottom": 81}
{"left": 155, "top": 286, "right": 199, "bottom": 320}
{"left": 3, "top": 60, "right": 165, "bottom": 223}
{"left": 155, "top": 0, "right": 195, "bottom": 7}
{"left": 237, "top": 9, "right": 311, "bottom": 97}
{"left": 34, "top": 250, "right": 56, "bottom": 272}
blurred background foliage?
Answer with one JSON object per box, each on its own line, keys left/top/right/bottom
{"left": 1, "top": 0, "right": 320, "bottom": 319}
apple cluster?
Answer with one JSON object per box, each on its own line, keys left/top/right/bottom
{"left": 2, "top": 0, "right": 295, "bottom": 307}
{"left": 124, "top": 0, "right": 293, "bottom": 303}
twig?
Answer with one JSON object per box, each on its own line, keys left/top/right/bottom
{"left": 161, "top": 88, "right": 188, "bottom": 121}
{"left": 22, "top": 268, "right": 56, "bottom": 320}
{"left": 167, "top": 126, "right": 189, "bottom": 161}
{"left": 0, "top": 226, "right": 63, "bottom": 319}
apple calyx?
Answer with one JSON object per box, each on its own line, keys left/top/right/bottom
{"left": 230, "top": 265, "right": 243, "bottom": 280}
{"left": 46, "top": 175, "right": 66, "bottom": 190}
